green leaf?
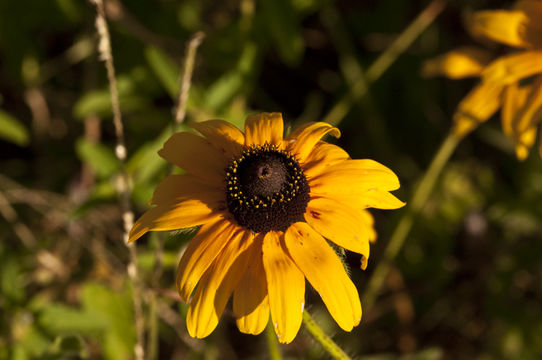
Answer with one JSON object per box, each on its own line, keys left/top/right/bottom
{"left": 38, "top": 304, "right": 106, "bottom": 335}
{"left": 46, "top": 335, "right": 89, "bottom": 359}
{"left": 127, "top": 126, "right": 180, "bottom": 185}
{"left": 260, "top": 0, "right": 304, "bottom": 66}
{"left": 0, "top": 109, "right": 29, "bottom": 146}
{"left": 81, "top": 283, "right": 136, "bottom": 360}
{"left": 145, "top": 46, "right": 180, "bottom": 98}
{"left": 75, "top": 138, "right": 121, "bottom": 179}
{"left": 1, "top": 257, "right": 25, "bottom": 304}
{"left": 73, "top": 76, "right": 148, "bottom": 119}
{"left": 204, "top": 43, "right": 258, "bottom": 110}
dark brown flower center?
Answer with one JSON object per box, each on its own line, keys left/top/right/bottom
{"left": 225, "top": 144, "right": 310, "bottom": 233}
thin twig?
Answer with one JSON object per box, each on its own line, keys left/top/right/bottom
{"left": 147, "top": 32, "right": 205, "bottom": 360}
{"left": 323, "top": 0, "right": 448, "bottom": 126}
{"left": 362, "top": 133, "right": 459, "bottom": 309}
{"left": 0, "top": 190, "right": 37, "bottom": 248}
{"left": 90, "top": 1, "right": 144, "bottom": 359}
{"left": 174, "top": 32, "right": 205, "bottom": 127}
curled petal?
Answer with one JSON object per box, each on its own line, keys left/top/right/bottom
{"left": 467, "top": 9, "right": 530, "bottom": 47}
{"left": 286, "top": 122, "right": 340, "bottom": 163}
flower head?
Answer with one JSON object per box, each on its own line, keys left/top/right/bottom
{"left": 129, "top": 113, "right": 404, "bottom": 343}
{"left": 422, "top": 0, "right": 542, "bottom": 160}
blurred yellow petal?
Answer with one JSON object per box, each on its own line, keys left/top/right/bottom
{"left": 502, "top": 83, "right": 531, "bottom": 137}
{"left": 304, "top": 197, "right": 370, "bottom": 257}
{"left": 176, "top": 220, "right": 243, "bottom": 302}
{"left": 244, "top": 113, "right": 284, "bottom": 147}
{"left": 286, "top": 122, "right": 340, "bottom": 163}
{"left": 191, "top": 119, "right": 245, "bottom": 158}
{"left": 514, "top": 126, "right": 537, "bottom": 160}
{"left": 482, "top": 51, "right": 542, "bottom": 85}
{"left": 128, "top": 200, "right": 221, "bottom": 243}
{"left": 468, "top": 10, "right": 530, "bottom": 47}
{"left": 421, "top": 47, "right": 492, "bottom": 79}
{"left": 158, "top": 132, "right": 225, "bottom": 186}
{"left": 515, "top": 75, "right": 542, "bottom": 134}
{"left": 186, "top": 230, "right": 254, "bottom": 338}
{"left": 514, "top": 1, "right": 542, "bottom": 48}
{"left": 262, "top": 231, "right": 305, "bottom": 344}
{"left": 285, "top": 222, "right": 362, "bottom": 331}
{"left": 234, "top": 236, "right": 269, "bottom": 335}
{"left": 453, "top": 81, "right": 504, "bottom": 138}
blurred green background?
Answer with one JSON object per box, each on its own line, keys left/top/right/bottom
{"left": 1, "top": 0, "right": 541, "bottom": 359}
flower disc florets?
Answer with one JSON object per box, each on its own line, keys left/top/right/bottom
{"left": 225, "top": 143, "right": 310, "bottom": 233}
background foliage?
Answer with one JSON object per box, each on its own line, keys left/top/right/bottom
{"left": 1, "top": 0, "right": 541, "bottom": 359}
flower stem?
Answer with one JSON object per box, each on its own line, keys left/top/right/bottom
{"left": 362, "top": 132, "right": 460, "bottom": 309}
{"left": 265, "top": 320, "right": 282, "bottom": 360}
{"left": 302, "top": 311, "right": 352, "bottom": 360}
{"left": 323, "top": 0, "right": 447, "bottom": 127}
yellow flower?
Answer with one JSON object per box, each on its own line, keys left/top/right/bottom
{"left": 129, "top": 113, "right": 404, "bottom": 343}
{"left": 422, "top": 0, "right": 542, "bottom": 160}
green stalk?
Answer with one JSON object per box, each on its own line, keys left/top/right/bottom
{"left": 362, "top": 132, "right": 460, "bottom": 309}
{"left": 323, "top": 0, "right": 448, "bottom": 127}
{"left": 265, "top": 320, "right": 282, "bottom": 360}
{"left": 302, "top": 311, "right": 352, "bottom": 360}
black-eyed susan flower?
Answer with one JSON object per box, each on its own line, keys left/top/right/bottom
{"left": 129, "top": 113, "right": 404, "bottom": 343}
{"left": 422, "top": 0, "right": 542, "bottom": 160}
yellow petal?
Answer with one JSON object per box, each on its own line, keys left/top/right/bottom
{"left": 191, "top": 119, "right": 244, "bottom": 158}
{"left": 244, "top": 113, "right": 284, "bottom": 147}
{"left": 467, "top": 9, "right": 530, "bottom": 47}
{"left": 234, "top": 235, "right": 269, "bottom": 335}
{"left": 304, "top": 197, "right": 370, "bottom": 257}
{"left": 482, "top": 51, "right": 542, "bottom": 85}
{"left": 176, "top": 219, "right": 243, "bottom": 302}
{"left": 515, "top": 75, "right": 542, "bottom": 134}
{"left": 284, "top": 222, "right": 362, "bottom": 331}
{"left": 502, "top": 83, "right": 530, "bottom": 137}
{"left": 453, "top": 81, "right": 504, "bottom": 138}
{"left": 514, "top": 1, "right": 542, "bottom": 47}
{"left": 309, "top": 159, "right": 401, "bottom": 196}
{"left": 262, "top": 231, "right": 305, "bottom": 344}
{"left": 286, "top": 122, "right": 340, "bottom": 164}
{"left": 421, "top": 47, "right": 492, "bottom": 79}
{"left": 158, "top": 132, "right": 226, "bottom": 185}
{"left": 301, "top": 141, "right": 350, "bottom": 179}
{"left": 150, "top": 174, "right": 222, "bottom": 206}
{"left": 128, "top": 200, "right": 220, "bottom": 243}
{"left": 514, "top": 126, "right": 537, "bottom": 160}
{"left": 186, "top": 230, "right": 254, "bottom": 338}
